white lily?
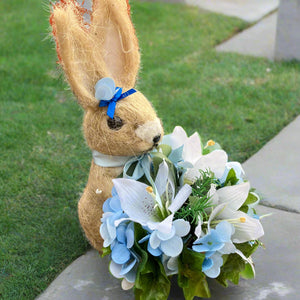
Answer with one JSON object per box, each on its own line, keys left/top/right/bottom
{"left": 184, "top": 149, "right": 228, "bottom": 184}
{"left": 113, "top": 160, "right": 192, "bottom": 234}
{"left": 207, "top": 182, "right": 264, "bottom": 243}
{"left": 162, "top": 126, "right": 203, "bottom": 166}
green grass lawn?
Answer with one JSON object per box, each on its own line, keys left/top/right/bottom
{"left": 1, "top": 0, "right": 299, "bottom": 298}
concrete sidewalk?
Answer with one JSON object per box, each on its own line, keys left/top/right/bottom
{"left": 37, "top": 116, "right": 300, "bottom": 299}
{"left": 145, "top": 0, "right": 279, "bottom": 22}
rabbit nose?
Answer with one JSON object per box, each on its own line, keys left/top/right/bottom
{"left": 153, "top": 134, "right": 161, "bottom": 144}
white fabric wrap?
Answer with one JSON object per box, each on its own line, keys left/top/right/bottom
{"left": 92, "top": 150, "right": 132, "bottom": 167}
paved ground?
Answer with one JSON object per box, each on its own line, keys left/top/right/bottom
{"left": 37, "top": 1, "right": 300, "bottom": 299}
{"left": 144, "top": 0, "right": 279, "bottom": 22}
{"left": 216, "top": 12, "right": 277, "bottom": 60}
{"left": 185, "top": 0, "right": 279, "bottom": 23}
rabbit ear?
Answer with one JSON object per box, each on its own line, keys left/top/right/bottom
{"left": 50, "top": 0, "right": 140, "bottom": 109}
{"left": 91, "top": 0, "right": 140, "bottom": 88}
{"left": 50, "top": 0, "right": 109, "bottom": 109}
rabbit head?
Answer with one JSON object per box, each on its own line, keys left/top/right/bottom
{"left": 50, "top": 0, "right": 163, "bottom": 156}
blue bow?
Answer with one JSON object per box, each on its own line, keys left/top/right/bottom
{"left": 95, "top": 77, "right": 136, "bottom": 119}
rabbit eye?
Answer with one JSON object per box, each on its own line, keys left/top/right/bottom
{"left": 107, "top": 116, "right": 123, "bottom": 130}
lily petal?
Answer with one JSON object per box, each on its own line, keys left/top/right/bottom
{"left": 194, "top": 150, "right": 228, "bottom": 179}
{"left": 219, "top": 209, "right": 264, "bottom": 243}
{"left": 168, "top": 184, "right": 192, "bottom": 213}
{"left": 183, "top": 132, "right": 202, "bottom": 165}
{"left": 162, "top": 126, "right": 188, "bottom": 149}
{"left": 155, "top": 160, "right": 169, "bottom": 197}
{"left": 148, "top": 214, "right": 174, "bottom": 234}
{"left": 216, "top": 181, "right": 250, "bottom": 211}
{"left": 113, "top": 178, "right": 155, "bottom": 226}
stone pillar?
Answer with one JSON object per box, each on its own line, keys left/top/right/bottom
{"left": 275, "top": 0, "right": 300, "bottom": 61}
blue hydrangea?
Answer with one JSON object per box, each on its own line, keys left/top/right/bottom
{"left": 109, "top": 222, "right": 139, "bottom": 284}
{"left": 139, "top": 219, "right": 190, "bottom": 258}
{"left": 192, "top": 221, "right": 236, "bottom": 278}
{"left": 100, "top": 187, "right": 128, "bottom": 247}
{"left": 100, "top": 188, "right": 139, "bottom": 284}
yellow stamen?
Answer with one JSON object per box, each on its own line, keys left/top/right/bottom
{"left": 146, "top": 186, "right": 153, "bottom": 193}
{"left": 207, "top": 140, "right": 215, "bottom": 146}
{"left": 240, "top": 217, "right": 246, "bottom": 223}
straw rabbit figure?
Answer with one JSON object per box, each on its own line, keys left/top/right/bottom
{"left": 50, "top": 0, "right": 164, "bottom": 252}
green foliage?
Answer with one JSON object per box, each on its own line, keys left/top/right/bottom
{"left": 101, "top": 247, "right": 111, "bottom": 257}
{"left": 223, "top": 168, "right": 239, "bottom": 186}
{"left": 178, "top": 247, "right": 211, "bottom": 299}
{"left": 239, "top": 192, "right": 259, "bottom": 213}
{"left": 175, "top": 170, "right": 215, "bottom": 224}
{"left": 216, "top": 241, "right": 260, "bottom": 286}
{"left": 134, "top": 225, "right": 171, "bottom": 300}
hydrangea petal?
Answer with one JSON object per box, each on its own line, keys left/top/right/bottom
{"left": 160, "top": 235, "right": 183, "bottom": 257}
{"left": 121, "top": 278, "right": 135, "bottom": 290}
{"left": 156, "top": 226, "right": 176, "bottom": 241}
{"left": 120, "top": 257, "right": 137, "bottom": 276}
{"left": 202, "top": 257, "right": 213, "bottom": 271}
{"left": 203, "top": 253, "right": 223, "bottom": 278}
{"left": 147, "top": 242, "right": 163, "bottom": 256}
{"left": 173, "top": 219, "right": 190, "bottom": 237}
{"left": 111, "top": 243, "right": 131, "bottom": 264}
{"left": 149, "top": 231, "right": 161, "bottom": 249}
{"left": 110, "top": 195, "right": 122, "bottom": 212}
{"left": 215, "top": 221, "right": 235, "bottom": 242}
{"left": 109, "top": 261, "right": 122, "bottom": 278}
{"left": 116, "top": 225, "right": 126, "bottom": 244}
{"left": 125, "top": 222, "right": 135, "bottom": 249}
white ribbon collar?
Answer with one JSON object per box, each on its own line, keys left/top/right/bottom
{"left": 92, "top": 150, "right": 132, "bottom": 168}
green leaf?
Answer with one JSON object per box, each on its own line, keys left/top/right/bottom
{"left": 216, "top": 241, "right": 260, "bottom": 287}
{"left": 216, "top": 252, "right": 245, "bottom": 286}
{"left": 240, "top": 262, "right": 255, "bottom": 279}
{"left": 236, "top": 241, "right": 259, "bottom": 257}
{"left": 101, "top": 246, "right": 111, "bottom": 257}
{"left": 223, "top": 168, "right": 239, "bottom": 186}
{"left": 243, "top": 192, "right": 259, "bottom": 206}
{"left": 134, "top": 224, "right": 171, "bottom": 300}
{"left": 178, "top": 247, "right": 211, "bottom": 300}
{"left": 157, "top": 144, "right": 172, "bottom": 157}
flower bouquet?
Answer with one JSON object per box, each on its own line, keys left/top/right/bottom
{"left": 100, "top": 127, "right": 265, "bottom": 300}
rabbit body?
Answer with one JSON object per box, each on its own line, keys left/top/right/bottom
{"left": 50, "top": 0, "right": 163, "bottom": 251}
